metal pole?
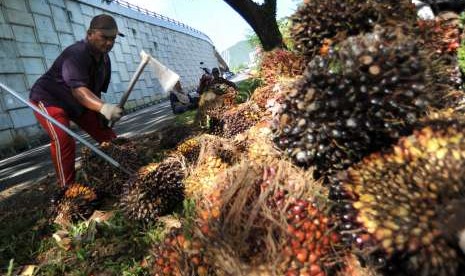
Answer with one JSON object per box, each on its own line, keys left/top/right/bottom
{"left": 0, "top": 82, "right": 132, "bottom": 175}
{"left": 118, "top": 53, "right": 151, "bottom": 108}
{"left": 108, "top": 52, "right": 151, "bottom": 128}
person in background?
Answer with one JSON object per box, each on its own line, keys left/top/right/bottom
{"left": 197, "top": 67, "right": 237, "bottom": 93}
{"left": 170, "top": 81, "right": 199, "bottom": 114}
{"left": 210, "top": 67, "right": 238, "bottom": 90}
{"left": 29, "top": 14, "right": 124, "bottom": 189}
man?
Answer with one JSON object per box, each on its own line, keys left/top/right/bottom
{"left": 170, "top": 81, "right": 192, "bottom": 114}
{"left": 197, "top": 67, "right": 237, "bottom": 94}
{"left": 29, "top": 14, "right": 124, "bottom": 188}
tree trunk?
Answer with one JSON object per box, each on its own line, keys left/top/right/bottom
{"left": 223, "top": 0, "right": 285, "bottom": 51}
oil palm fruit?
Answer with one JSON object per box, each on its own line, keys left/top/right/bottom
{"left": 184, "top": 135, "right": 238, "bottom": 198}
{"left": 274, "top": 26, "right": 447, "bottom": 176}
{"left": 281, "top": 199, "right": 340, "bottom": 276}
{"left": 175, "top": 136, "right": 201, "bottom": 164}
{"left": 195, "top": 158, "right": 340, "bottom": 275}
{"left": 259, "top": 49, "right": 305, "bottom": 85}
{"left": 120, "top": 158, "right": 185, "bottom": 224}
{"left": 53, "top": 183, "right": 98, "bottom": 224}
{"left": 197, "top": 89, "right": 236, "bottom": 127}
{"left": 212, "top": 102, "right": 262, "bottom": 138}
{"left": 80, "top": 141, "right": 142, "bottom": 196}
{"left": 151, "top": 229, "right": 212, "bottom": 276}
{"left": 330, "top": 119, "right": 465, "bottom": 275}
{"left": 291, "top": 0, "right": 416, "bottom": 59}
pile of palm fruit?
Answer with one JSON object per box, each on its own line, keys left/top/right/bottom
{"left": 40, "top": 0, "right": 465, "bottom": 274}
{"left": 51, "top": 183, "right": 98, "bottom": 225}
{"left": 119, "top": 157, "right": 185, "bottom": 224}
{"left": 80, "top": 140, "right": 143, "bottom": 196}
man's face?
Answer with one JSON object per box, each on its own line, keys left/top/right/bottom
{"left": 87, "top": 30, "right": 116, "bottom": 54}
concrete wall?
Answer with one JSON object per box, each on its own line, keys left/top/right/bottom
{"left": 0, "top": 0, "right": 220, "bottom": 157}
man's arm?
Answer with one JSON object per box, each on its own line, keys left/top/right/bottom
{"left": 72, "top": 86, "right": 122, "bottom": 121}
{"left": 72, "top": 86, "right": 104, "bottom": 111}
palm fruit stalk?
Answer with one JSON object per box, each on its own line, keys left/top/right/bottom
{"left": 329, "top": 118, "right": 465, "bottom": 275}
{"left": 151, "top": 229, "right": 213, "bottom": 276}
{"left": 80, "top": 140, "right": 142, "bottom": 196}
{"left": 291, "top": 0, "right": 416, "bottom": 59}
{"left": 52, "top": 183, "right": 98, "bottom": 224}
{"left": 274, "top": 26, "right": 448, "bottom": 177}
{"left": 119, "top": 157, "right": 185, "bottom": 224}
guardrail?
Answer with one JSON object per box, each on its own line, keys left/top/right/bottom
{"left": 105, "top": 0, "right": 205, "bottom": 36}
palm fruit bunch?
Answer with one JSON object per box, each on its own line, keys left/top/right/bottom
{"left": 259, "top": 49, "right": 305, "bottom": 85}
{"left": 195, "top": 157, "right": 340, "bottom": 275}
{"left": 184, "top": 135, "right": 238, "bottom": 198}
{"left": 212, "top": 102, "right": 261, "bottom": 138}
{"left": 119, "top": 158, "right": 185, "bottom": 223}
{"left": 291, "top": 0, "right": 416, "bottom": 59}
{"left": 241, "top": 121, "right": 282, "bottom": 164}
{"left": 174, "top": 136, "right": 201, "bottom": 164}
{"left": 52, "top": 183, "right": 98, "bottom": 224}
{"left": 251, "top": 84, "right": 275, "bottom": 110}
{"left": 197, "top": 89, "right": 236, "bottom": 127}
{"left": 274, "top": 26, "right": 448, "bottom": 176}
{"left": 329, "top": 118, "right": 465, "bottom": 275}
{"left": 159, "top": 125, "right": 199, "bottom": 150}
{"left": 150, "top": 229, "right": 213, "bottom": 276}
{"left": 80, "top": 141, "right": 143, "bottom": 196}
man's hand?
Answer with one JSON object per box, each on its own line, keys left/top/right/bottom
{"left": 99, "top": 103, "right": 123, "bottom": 122}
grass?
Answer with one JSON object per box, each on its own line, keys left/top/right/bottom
{"left": 174, "top": 109, "right": 197, "bottom": 126}
{"left": 235, "top": 77, "right": 264, "bottom": 103}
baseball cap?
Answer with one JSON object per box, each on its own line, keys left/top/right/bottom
{"left": 89, "top": 14, "right": 124, "bottom": 37}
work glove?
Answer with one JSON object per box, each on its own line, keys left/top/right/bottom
{"left": 99, "top": 103, "right": 123, "bottom": 122}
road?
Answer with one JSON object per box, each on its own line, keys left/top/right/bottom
{"left": 0, "top": 101, "right": 174, "bottom": 198}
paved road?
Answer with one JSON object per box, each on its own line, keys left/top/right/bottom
{"left": 0, "top": 101, "right": 174, "bottom": 196}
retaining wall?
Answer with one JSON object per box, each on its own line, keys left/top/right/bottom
{"left": 0, "top": 0, "right": 220, "bottom": 157}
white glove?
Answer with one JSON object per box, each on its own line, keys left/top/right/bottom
{"left": 99, "top": 103, "right": 123, "bottom": 122}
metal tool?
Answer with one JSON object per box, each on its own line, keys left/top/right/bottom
{"left": 108, "top": 51, "right": 151, "bottom": 127}
{"left": 109, "top": 50, "right": 180, "bottom": 127}
{"left": 0, "top": 82, "right": 132, "bottom": 175}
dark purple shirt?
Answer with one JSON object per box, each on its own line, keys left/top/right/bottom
{"left": 30, "top": 40, "right": 111, "bottom": 119}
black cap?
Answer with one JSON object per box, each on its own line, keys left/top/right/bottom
{"left": 89, "top": 14, "right": 124, "bottom": 37}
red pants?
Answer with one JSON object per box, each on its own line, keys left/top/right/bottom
{"left": 32, "top": 101, "right": 116, "bottom": 187}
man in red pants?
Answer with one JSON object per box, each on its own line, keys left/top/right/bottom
{"left": 29, "top": 14, "right": 124, "bottom": 188}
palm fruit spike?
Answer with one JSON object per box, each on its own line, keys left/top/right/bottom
{"left": 175, "top": 137, "right": 201, "bottom": 164}
{"left": 291, "top": 0, "right": 416, "bottom": 59}
{"left": 150, "top": 229, "right": 212, "bottom": 276}
{"left": 274, "top": 25, "right": 448, "bottom": 177}
{"left": 119, "top": 158, "right": 185, "bottom": 224}
{"left": 330, "top": 119, "right": 465, "bottom": 275}
{"left": 80, "top": 141, "right": 142, "bottom": 197}
{"left": 53, "top": 183, "right": 98, "bottom": 224}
